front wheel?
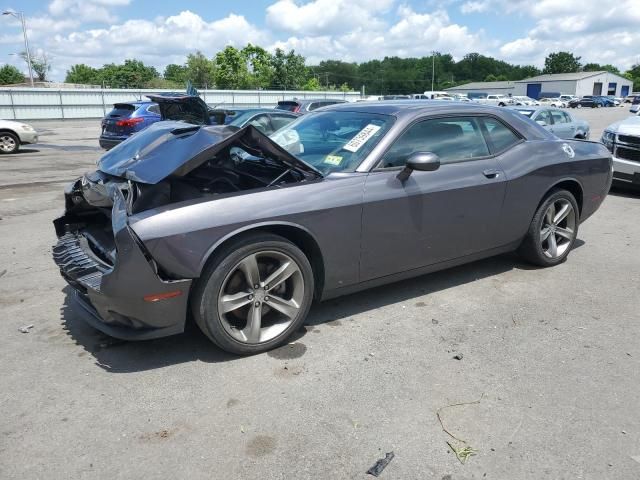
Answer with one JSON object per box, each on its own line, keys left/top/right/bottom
{"left": 0, "top": 132, "right": 19, "bottom": 154}
{"left": 576, "top": 104, "right": 582, "bottom": 109}
{"left": 518, "top": 189, "right": 579, "bottom": 267}
{"left": 192, "top": 233, "right": 314, "bottom": 355}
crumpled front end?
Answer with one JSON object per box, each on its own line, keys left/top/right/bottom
{"left": 53, "top": 180, "right": 191, "bottom": 340}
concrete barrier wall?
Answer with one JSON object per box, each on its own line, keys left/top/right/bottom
{"left": 0, "top": 88, "right": 361, "bottom": 120}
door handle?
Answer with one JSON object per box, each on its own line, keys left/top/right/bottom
{"left": 482, "top": 169, "right": 500, "bottom": 179}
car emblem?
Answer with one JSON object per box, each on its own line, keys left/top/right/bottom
{"left": 562, "top": 144, "right": 575, "bottom": 158}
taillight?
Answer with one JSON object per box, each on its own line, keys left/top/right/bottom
{"left": 116, "top": 117, "right": 144, "bottom": 127}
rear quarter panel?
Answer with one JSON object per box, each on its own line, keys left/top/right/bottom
{"left": 495, "top": 139, "right": 611, "bottom": 245}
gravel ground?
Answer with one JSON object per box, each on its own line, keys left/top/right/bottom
{"left": 1, "top": 106, "right": 639, "bottom": 480}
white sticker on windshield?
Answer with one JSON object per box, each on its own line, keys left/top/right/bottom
{"left": 343, "top": 124, "right": 381, "bottom": 152}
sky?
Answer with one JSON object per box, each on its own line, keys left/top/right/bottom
{"left": 1, "top": 0, "right": 639, "bottom": 82}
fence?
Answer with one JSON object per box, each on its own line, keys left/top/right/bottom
{"left": 0, "top": 88, "right": 362, "bottom": 120}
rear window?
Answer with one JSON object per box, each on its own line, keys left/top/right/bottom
{"left": 108, "top": 103, "right": 136, "bottom": 118}
{"left": 276, "top": 101, "right": 300, "bottom": 112}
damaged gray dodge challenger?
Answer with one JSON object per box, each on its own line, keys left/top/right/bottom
{"left": 53, "top": 100, "right": 612, "bottom": 354}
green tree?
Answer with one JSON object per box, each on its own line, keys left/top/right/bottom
{"left": 302, "top": 77, "right": 321, "bottom": 91}
{"left": 271, "top": 48, "right": 307, "bottom": 89}
{"left": 65, "top": 64, "right": 99, "bottom": 85}
{"left": 543, "top": 52, "right": 582, "bottom": 74}
{"left": 98, "top": 59, "right": 158, "bottom": 88}
{"left": 163, "top": 64, "right": 187, "bottom": 84}
{"left": 0, "top": 64, "right": 24, "bottom": 85}
{"left": 214, "top": 46, "right": 250, "bottom": 89}
{"left": 20, "top": 51, "right": 52, "bottom": 81}
{"left": 185, "top": 51, "right": 215, "bottom": 88}
{"left": 583, "top": 62, "right": 620, "bottom": 74}
{"left": 242, "top": 44, "right": 274, "bottom": 89}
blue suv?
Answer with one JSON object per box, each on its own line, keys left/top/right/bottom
{"left": 99, "top": 101, "right": 160, "bottom": 150}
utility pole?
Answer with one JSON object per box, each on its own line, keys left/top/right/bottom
{"left": 2, "top": 10, "right": 34, "bottom": 86}
{"left": 431, "top": 51, "right": 435, "bottom": 92}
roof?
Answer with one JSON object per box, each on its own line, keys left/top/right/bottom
{"left": 515, "top": 71, "right": 619, "bottom": 82}
{"left": 445, "top": 81, "right": 515, "bottom": 91}
{"left": 324, "top": 99, "right": 512, "bottom": 116}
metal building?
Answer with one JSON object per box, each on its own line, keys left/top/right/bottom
{"left": 512, "top": 71, "right": 633, "bottom": 99}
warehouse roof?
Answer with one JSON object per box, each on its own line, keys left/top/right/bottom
{"left": 515, "top": 71, "right": 617, "bottom": 82}
{"left": 445, "top": 81, "right": 515, "bottom": 91}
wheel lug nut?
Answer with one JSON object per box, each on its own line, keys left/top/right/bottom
{"left": 264, "top": 285, "right": 269, "bottom": 290}
{"left": 254, "top": 284, "right": 260, "bottom": 289}
{"left": 255, "top": 302, "right": 260, "bottom": 307}
{"left": 264, "top": 296, "right": 270, "bottom": 302}
{"left": 248, "top": 294, "right": 253, "bottom": 300}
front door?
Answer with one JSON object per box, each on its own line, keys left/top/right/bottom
{"left": 360, "top": 116, "right": 511, "bottom": 281}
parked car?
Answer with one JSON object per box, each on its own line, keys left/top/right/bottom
{"left": 568, "top": 97, "right": 600, "bottom": 108}
{"left": 275, "top": 98, "right": 347, "bottom": 113}
{"left": 471, "top": 93, "right": 514, "bottom": 106}
{"left": 423, "top": 91, "right": 455, "bottom": 100}
{"left": 596, "top": 96, "right": 616, "bottom": 107}
{"left": 629, "top": 96, "right": 640, "bottom": 114}
{"left": 0, "top": 119, "right": 38, "bottom": 154}
{"left": 601, "top": 116, "right": 640, "bottom": 188}
{"left": 559, "top": 94, "right": 578, "bottom": 103}
{"left": 53, "top": 101, "right": 611, "bottom": 354}
{"left": 450, "top": 93, "right": 471, "bottom": 102}
{"left": 512, "top": 96, "right": 540, "bottom": 106}
{"left": 223, "top": 108, "right": 299, "bottom": 135}
{"left": 510, "top": 107, "right": 589, "bottom": 139}
{"left": 381, "top": 95, "right": 412, "bottom": 100}
{"left": 411, "top": 94, "right": 429, "bottom": 99}
{"left": 539, "top": 97, "right": 567, "bottom": 108}
{"left": 99, "top": 101, "right": 161, "bottom": 150}
{"left": 624, "top": 94, "right": 640, "bottom": 103}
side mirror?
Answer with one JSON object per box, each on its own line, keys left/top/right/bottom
{"left": 397, "top": 152, "right": 440, "bottom": 181}
{"left": 536, "top": 120, "right": 547, "bottom": 127}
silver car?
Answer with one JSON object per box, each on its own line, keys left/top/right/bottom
{"left": 602, "top": 115, "right": 640, "bottom": 187}
{"left": 509, "top": 107, "right": 589, "bottom": 139}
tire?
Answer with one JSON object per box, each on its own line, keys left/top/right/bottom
{"left": 576, "top": 104, "right": 582, "bottom": 109}
{"left": 499, "top": 102, "right": 505, "bottom": 107}
{"left": 518, "top": 189, "right": 579, "bottom": 267}
{"left": 191, "top": 232, "right": 314, "bottom": 355}
{"left": 0, "top": 132, "right": 19, "bottom": 154}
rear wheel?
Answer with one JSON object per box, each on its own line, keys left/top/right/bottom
{"left": 192, "top": 233, "right": 314, "bottom": 355}
{"left": 519, "top": 189, "right": 579, "bottom": 267}
{"left": 0, "top": 132, "right": 19, "bottom": 154}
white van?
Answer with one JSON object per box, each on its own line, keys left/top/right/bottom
{"left": 423, "top": 91, "right": 454, "bottom": 100}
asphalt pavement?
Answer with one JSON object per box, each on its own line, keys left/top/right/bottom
{"left": 1, "top": 106, "right": 639, "bottom": 479}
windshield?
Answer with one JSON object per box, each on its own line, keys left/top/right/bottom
{"left": 269, "top": 111, "right": 394, "bottom": 174}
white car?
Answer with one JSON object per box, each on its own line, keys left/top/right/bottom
{"left": 559, "top": 94, "right": 578, "bottom": 103}
{"left": 539, "top": 97, "right": 567, "bottom": 108}
{"left": 0, "top": 119, "right": 38, "bottom": 154}
{"left": 601, "top": 116, "right": 640, "bottom": 187}
{"left": 512, "top": 96, "right": 540, "bottom": 106}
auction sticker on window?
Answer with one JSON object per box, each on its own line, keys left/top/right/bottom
{"left": 323, "top": 155, "right": 343, "bottom": 165}
{"left": 343, "top": 124, "right": 381, "bottom": 152}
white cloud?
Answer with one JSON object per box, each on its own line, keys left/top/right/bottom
{"left": 266, "top": 0, "right": 394, "bottom": 36}
{"left": 48, "top": 0, "right": 131, "bottom": 23}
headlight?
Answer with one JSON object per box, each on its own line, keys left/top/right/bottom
{"left": 19, "top": 124, "right": 34, "bottom": 131}
{"left": 601, "top": 131, "right": 615, "bottom": 143}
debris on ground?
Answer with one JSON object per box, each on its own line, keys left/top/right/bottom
{"left": 453, "top": 353, "right": 464, "bottom": 360}
{"left": 366, "top": 451, "right": 395, "bottom": 476}
{"left": 436, "top": 395, "right": 483, "bottom": 464}
{"left": 447, "top": 441, "right": 477, "bottom": 464}
{"left": 18, "top": 324, "right": 34, "bottom": 333}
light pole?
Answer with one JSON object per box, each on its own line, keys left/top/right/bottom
{"left": 2, "top": 10, "right": 34, "bottom": 87}
{"left": 431, "top": 51, "right": 436, "bottom": 92}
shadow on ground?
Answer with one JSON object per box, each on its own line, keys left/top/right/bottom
{"left": 60, "top": 249, "right": 580, "bottom": 373}
{"left": 609, "top": 184, "right": 640, "bottom": 199}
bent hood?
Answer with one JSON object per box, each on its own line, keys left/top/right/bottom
{"left": 97, "top": 121, "right": 322, "bottom": 184}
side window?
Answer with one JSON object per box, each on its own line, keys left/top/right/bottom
{"left": 379, "top": 117, "right": 490, "bottom": 168}
{"left": 561, "top": 112, "right": 573, "bottom": 123}
{"left": 307, "top": 102, "right": 319, "bottom": 111}
{"left": 536, "top": 110, "right": 552, "bottom": 125}
{"left": 550, "top": 110, "right": 567, "bottom": 124}
{"left": 147, "top": 105, "right": 160, "bottom": 114}
{"left": 247, "top": 114, "right": 272, "bottom": 135}
{"left": 481, "top": 117, "right": 521, "bottom": 152}
{"left": 270, "top": 114, "right": 295, "bottom": 132}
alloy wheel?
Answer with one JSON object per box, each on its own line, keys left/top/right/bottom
{"left": 217, "top": 250, "right": 304, "bottom": 344}
{"left": 0, "top": 135, "right": 17, "bottom": 153}
{"left": 540, "top": 198, "right": 576, "bottom": 258}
